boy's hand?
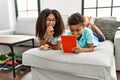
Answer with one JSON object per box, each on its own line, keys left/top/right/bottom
{"left": 72, "top": 44, "right": 81, "bottom": 54}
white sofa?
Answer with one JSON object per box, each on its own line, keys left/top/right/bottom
{"left": 114, "top": 31, "right": 120, "bottom": 70}
{"left": 22, "top": 17, "right": 120, "bottom": 80}
{"left": 23, "top": 40, "right": 116, "bottom": 80}
{"left": 0, "top": 17, "right": 39, "bottom": 56}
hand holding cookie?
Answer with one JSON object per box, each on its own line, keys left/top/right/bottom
{"left": 48, "top": 26, "right": 54, "bottom": 31}
{"left": 46, "top": 26, "right": 54, "bottom": 36}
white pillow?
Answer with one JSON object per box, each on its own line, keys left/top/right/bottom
{"left": 15, "top": 17, "right": 37, "bottom": 36}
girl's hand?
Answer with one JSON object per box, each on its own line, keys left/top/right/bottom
{"left": 60, "top": 43, "right": 63, "bottom": 50}
{"left": 46, "top": 26, "right": 54, "bottom": 37}
{"left": 39, "top": 44, "right": 49, "bottom": 50}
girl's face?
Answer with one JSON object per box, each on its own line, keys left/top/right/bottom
{"left": 46, "top": 13, "right": 56, "bottom": 28}
{"left": 69, "top": 24, "right": 84, "bottom": 39}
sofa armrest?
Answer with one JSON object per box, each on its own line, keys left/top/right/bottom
{"left": 0, "top": 29, "right": 15, "bottom": 35}
{"left": 114, "top": 31, "right": 120, "bottom": 47}
{"left": 114, "top": 31, "right": 120, "bottom": 70}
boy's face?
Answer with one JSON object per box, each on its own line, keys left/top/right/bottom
{"left": 69, "top": 24, "right": 83, "bottom": 39}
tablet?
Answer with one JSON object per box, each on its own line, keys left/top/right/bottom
{"left": 61, "top": 35, "right": 77, "bottom": 53}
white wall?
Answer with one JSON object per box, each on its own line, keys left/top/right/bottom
{"left": 0, "top": 0, "right": 82, "bottom": 30}
{"left": 41, "top": 0, "right": 82, "bottom": 16}
{"left": 0, "top": 0, "right": 10, "bottom": 30}
{"left": 8, "top": 0, "right": 16, "bottom": 29}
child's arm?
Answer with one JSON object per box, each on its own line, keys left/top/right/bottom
{"left": 72, "top": 44, "right": 94, "bottom": 54}
{"left": 39, "top": 36, "right": 50, "bottom": 46}
{"left": 48, "top": 41, "right": 62, "bottom": 50}
{"left": 39, "top": 26, "right": 54, "bottom": 46}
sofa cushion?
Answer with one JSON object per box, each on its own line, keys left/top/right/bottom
{"left": 22, "top": 40, "right": 115, "bottom": 80}
{"left": 94, "top": 17, "right": 116, "bottom": 21}
{"left": 15, "top": 17, "right": 37, "bottom": 36}
{"left": 94, "top": 18, "right": 120, "bottom": 42}
{"left": 23, "top": 40, "right": 113, "bottom": 66}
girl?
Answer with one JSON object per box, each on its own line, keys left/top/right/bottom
{"left": 67, "top": 13, "right": 101, "bottom": 53}
{"left": 36, "top": 8, "right": 65, "bottom": 50}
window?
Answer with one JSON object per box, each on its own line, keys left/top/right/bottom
{"left": 14, "top": 0, "right": 40, "bottom": 17}
{"left": 82, "top": 0, "right": 120, "bottom": 21}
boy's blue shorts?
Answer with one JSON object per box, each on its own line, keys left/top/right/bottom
{"left": 93, "top": 32, "right": 104, "bottom": 42}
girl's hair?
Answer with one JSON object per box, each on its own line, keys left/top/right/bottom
{"left": 68, "top": 13, "right": 85, "bottom": 26}
{"left": 36, "top": 8, "right": 65, "bottom": 39}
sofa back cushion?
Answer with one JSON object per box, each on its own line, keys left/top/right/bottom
{"left": 94, "top": 17, "right": 120, "bottom": 42}
{"left": 94, "top": 17, "right": 116, "bottom": 21}
{"left": 15, "top": 17, "right": 37, "bottom": 36}
{"left": 15, "top": 15, "right": 68, "bottom": 36}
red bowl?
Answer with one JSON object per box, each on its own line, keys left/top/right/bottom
{"left": 6, "top": 60, "right": 19, "bottom": 65}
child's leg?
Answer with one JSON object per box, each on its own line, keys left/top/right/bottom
{"left": 93, "top": 32, "right": 104, "bottom": 42}
{"left": 91, "top": 24, "right": 106, "bottom": 41}
{"left": 89, "top": 16, "right": 106, "bottom": 41}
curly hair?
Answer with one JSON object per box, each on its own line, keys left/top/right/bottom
{"left": 36, "top": 8, "right": 65, "bottom": 39}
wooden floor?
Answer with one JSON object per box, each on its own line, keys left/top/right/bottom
{"left": 117, "top": 71, "right": 120, "bottom": 80}
{"left": 0, "top": 67, "right": 30, "bottom": 80}
{"left": 0, "top": 70, "right": 120, "bottom": 80}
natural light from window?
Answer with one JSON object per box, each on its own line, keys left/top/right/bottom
{"left": 98, "top": 0, "right": 111, "bottom": 7}
{"left": 84, "top": 0, "right": 96, "bottom": 8}
{"left": 17, "top": 0, "right": 38, "bottom": 17}
{"left": 97, "top": 8, "right": 111, "bottom": 17}
{"left": 84, "top": 0, "right": 120, "bottom": 21}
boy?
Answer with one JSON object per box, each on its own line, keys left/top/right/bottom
{"left": 67, "top": 13, "right": 102, "bottom": 53}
